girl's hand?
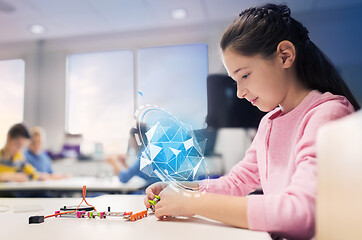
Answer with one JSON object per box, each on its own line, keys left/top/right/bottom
{"left": 144, "top": 182, "right": 168, "bottom": 208}
{"left": 154, "top": 186, "right": 196, "bottom": 219}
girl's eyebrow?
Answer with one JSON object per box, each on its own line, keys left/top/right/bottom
{"left": 234, "top": 67, "right": 248, "bottom": 75}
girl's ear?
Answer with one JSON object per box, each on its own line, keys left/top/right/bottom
{"left": 276, "top": 40, "right": 296, "bottom": 69}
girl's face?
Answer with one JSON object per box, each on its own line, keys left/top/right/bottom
{"left": 222, "top": 47, "right": 290, "bottom": 112}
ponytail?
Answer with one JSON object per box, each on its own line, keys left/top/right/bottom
{"left": 296, "top": 40, "right": 360, "bottom": 110}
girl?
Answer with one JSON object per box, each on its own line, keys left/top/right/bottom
{"left": 144, "top": 4, "right": 360, "bottom": 240}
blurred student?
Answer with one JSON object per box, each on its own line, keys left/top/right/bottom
{"left": 0, "top": 123, "right": 40, "bottom": 182}
{"left": 24, "top": 127, "right": 66, "bottom": 179}
{"left": 107, "top": 125, "right": 156, "bottom": 185}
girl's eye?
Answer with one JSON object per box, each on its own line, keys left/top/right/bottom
{"left": 242, "top": 73, "right": 250, "bottom": 79}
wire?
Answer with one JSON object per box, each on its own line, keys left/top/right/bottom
{"left": 44, "top": 185, "right": 97, "bottom": 219}
{"left": 82, "top": 185, "right": 97, "bottom": 211}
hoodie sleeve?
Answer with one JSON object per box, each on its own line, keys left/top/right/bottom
{"left": 198, "top": 129, "right": 261, "bottom": 196}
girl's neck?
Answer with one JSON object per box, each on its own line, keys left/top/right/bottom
{"left": 279, "top": 86, "right": 312, "bottom": 114}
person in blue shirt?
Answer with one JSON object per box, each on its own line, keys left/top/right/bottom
{"left": 107, "top": 124, "right": 157, "bottom": 185}
{"left": 24, "top": 127, "right": 52, "bottom": 174}
{"left": 24, "top": 127, "right": 66, "bottom": 179}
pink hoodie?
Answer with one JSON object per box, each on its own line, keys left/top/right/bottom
{"left": 199, "top": 90, "right": 355, "bottom": 239}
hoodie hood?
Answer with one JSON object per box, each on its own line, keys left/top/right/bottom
{"left": 267, "top": 90, "right": 354, "bottom": 121}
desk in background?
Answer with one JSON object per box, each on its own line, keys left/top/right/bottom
{"left": 0, "top": 195, "right": 271, "bottom": 240}
{"left": 0, "top": 176, "right": 147, "bottom": 196}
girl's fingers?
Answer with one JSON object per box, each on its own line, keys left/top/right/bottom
{"left": 159, "top": 185, "right": 169, "bottom": 196}
{"left": 146, "top": 182, "right": 165, "bottom": 198}
{"left": 154, "top": 200, "right": 162, "bottom": 210}
{"left": 155, "top": 214, "right": 165, "bottom": 220}
{"left": 145, "top": 186, "right": 155, "bottom": 199}
{"left": 144, "top": 182, "right": 170, "bottom": 208}
{"left": 144, "top": 196, "right": 151, "bottom": 208}
{"left": 154, "top": 183, "right": 165, "bottom": 193}
{"left": 154, "top": 206, "right": 168, "bottom": 219}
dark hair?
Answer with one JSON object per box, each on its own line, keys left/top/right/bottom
{"left": 220, "top": 4, "right": 360, "bottom": 111}
{"left": 8, "top": 123, "right": 31, "bottom": 139}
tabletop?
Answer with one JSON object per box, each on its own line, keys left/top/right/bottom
{"left": 0, "top": 194, "right": 271, "bottom": 240}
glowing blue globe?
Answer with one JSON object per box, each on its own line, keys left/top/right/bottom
{"left": 135, "top": 106, "right": 208, "bottom": 186}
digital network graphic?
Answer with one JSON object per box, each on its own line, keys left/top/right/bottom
{"left": 134, "top": 105, "right": 209, "bottom": 191}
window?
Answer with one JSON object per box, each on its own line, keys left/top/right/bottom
{"left": 137, "top": 44, "right": 208, "bottom": 129}
{"left": 67, "top": 51, "right": 134, "bottom": 154}
{"left": 0, "top": 59, "right": 25, "bottom": 148}
{"left": 67, "top": 44, "right": 209, "bottom": 155}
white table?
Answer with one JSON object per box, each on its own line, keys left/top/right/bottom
{"left": 0, "top": 176, "right": 147, "bottom": 194}
{"left": 0, "top": 195, "right": 271, "bottom": 240}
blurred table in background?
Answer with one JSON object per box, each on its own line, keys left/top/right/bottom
{"left": 0, "top": 158, "right": 147, "bottom": 197}
{"left": 0, "top": 176, "right": 147, "bottom": 197}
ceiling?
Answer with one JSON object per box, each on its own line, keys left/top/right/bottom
{"left": 0, "top": 0, "right": 361, "bottom": 44}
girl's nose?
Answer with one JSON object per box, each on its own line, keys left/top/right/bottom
{"left": 238, "top": 89, "right": 248, "bottom": 99}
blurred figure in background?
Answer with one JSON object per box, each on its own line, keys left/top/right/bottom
{"left": 24, "top": 127, "right": 68, "bottom": 179}
{"left": 0, "top": 123, "right": 40, "bottom": 182}
{"left": 107, "top": 124, "right": 156, "bottom": 185}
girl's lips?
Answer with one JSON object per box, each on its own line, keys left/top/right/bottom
{"left": 251, "top": 97, "right": 258, "bottom": 105}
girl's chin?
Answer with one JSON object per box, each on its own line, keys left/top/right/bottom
{"left": 257, "top": 104, "right": 277, "bottom": 112}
